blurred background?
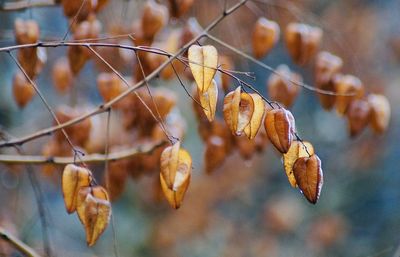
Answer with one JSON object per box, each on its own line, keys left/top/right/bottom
{"left": 0, "top": 0, "right": 399, "bottom": 256}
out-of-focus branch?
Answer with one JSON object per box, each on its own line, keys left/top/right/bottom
{"left": 205, "top": 33, "right": 346, "bottom": 96}
{"left": 0, "top": 0, "right": 57, "bottom": 11}
{"left": 0, "top": 227, "right": 42, "bottom": 257}
{"left": 0, "top": 0, "right": 249, "bottom": 148}
{"left": 0, "top": 140, "right": 166, "bottom": 165}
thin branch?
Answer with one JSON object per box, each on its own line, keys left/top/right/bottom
{"left": 0, "top": 141, "right": 166, "bottom": 165}
{"left": 88, "top": 45, "right": 173, "bottom": 143}
{"left": 62, "top": 0, "right": 88, "bottom": 41}
{"left": 103, "top": 109, "right": 120, "bottom": 257}
{"left": 0, "top": 227, "right": 42, "bottom": 257}
{"left": 205, "top": 33, "right": 354, "bottom": 96}
{"left": 8, "top": 52, "right": 84, "bottom": 161}
{"left": 170, "top": 61, "right": 202, "bottom": 107}
{"left": 0, "top": 0, "right": 249, "bottom": 148}
{"left": 0, "top": 0, "right": 56, "bottom": 11}
{"left": 134, "top": 50, "right": 174, "bottom": 143}
{"left": 0, "top": 132, "right": 53, "bottom": 257}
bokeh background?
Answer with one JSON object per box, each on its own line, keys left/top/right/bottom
{"left": 0, "top": 0, "right": 400, "bottom": 256}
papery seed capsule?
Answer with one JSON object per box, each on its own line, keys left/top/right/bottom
{"left": 252, "top": 17, "right": 280, "bottom": 59}
{"left": 285, "top": 23, "right": 323, "bottom": 65}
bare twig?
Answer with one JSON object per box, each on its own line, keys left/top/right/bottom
{"left": 134, "top": 50, "right": 175, "bottom": 143}
{"left": 0, "top": 0, "right": 249, "bottom": 148}
{"left": 103, "top": 109, "right": 120, "bottom": 257}
{"left": 0, "top": 140, "right": 166, "bottom": 165}
{"left": 8, "top": 52, "right": 84, "bottom": 161}
{"left": 205, "top": 33, "right": 353, "bottom": 96}
{"left": 0, "top": 227, "right": 42, "bottom": 257}
{"left": 0, "top": 0, "right": 56, "bottom": 11}
{"left": 88, "top": 45, "right": 173, "bottom": 143}
{"left": 0, "top": 132, "right": 52, "bottom": 257}
{"left": 62, "top": 0, "right": 88, "bottom": 41}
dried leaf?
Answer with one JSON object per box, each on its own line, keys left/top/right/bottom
{"left": 293, "top": 155, "right": 323, "bottom": 204}
{"left": 62, "top": 164, "right": 92, "bottom": 214}
{"left": 367, "top": 94, "right": 391, "bottom": 134}
{"left": 188, "top": 45, "right": 218, "bottom": 93}
{"left": 283, "top": 141, "right": 314, "bottom": 187}
{"left": 199, "top": 80, "right": 218, "bottom": 122}
{"left": 252, "top": 17, "right": 280, "bottom": 59}
{"left": 159, "top": 142, "right": 192, "bottom": 209}
{"left": 264, "top": 108, "right": 295, "bottom": 153}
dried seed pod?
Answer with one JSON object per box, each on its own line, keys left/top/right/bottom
{"left": 150, "top": 88, "right": 177, "bottom": 120}
{"left": 264, "top": 108, "right": 295, "bottom": 153}
{"left": 252, "top": 17, "right": 280, "bottom": 59}
{"left": 62, "top": 0, "right": 95, "bottom": 21}
{"left": 334, "top": 75, "right": 365, "bottom": 116}
{"left": 148, "top": 30, "right": 182, "bottom": 80}
{"left": 52, "top": 57, "right": 73, "bottom": 93}
{"left": 223, "top": 86, "right": 242, "bottom": 134}
{"left": 315, "top": 52, "right": 343, "bottom": 110}
{"left": 204, "top": 135, "right": 227, "bottom": 174}
{"left": 141, "top": 0, "right": 169, "bottom": 39}
{"left": 97, "top": 72, "right": 124, "bottom": 103}
{"left": 168, "top": 0, "right": 194, "bottom": 18}
{"left": 14, "top": 19, "right": 41, "bottom": 78}
{"left": 254, "top": 129, "right": 269, "bottom": 153}
{"left": 293, "top": 154, "right": 323, "bottom": 204}
{"left": 106, "top": 160, "right": 129, "bottom": 201}
{"left": 367, "top": 94, "right": 390, "bottom": 134}
{"left": 14, "top": 19, "right": 39, "bottom": 45}
{"left": 243, "top": 94, "right": 265, "bottom": 139}
{"left": 267, "top": 65, "right": 302, "bottom": 108}
{"left": 315, "top": 51, "right": 343, "bottom": 87}
{"left": 188, "top": 45, "right": 218, "bottom": 93}
{"left": 54, "top": 106, "right": 92, "bottom": 146}
{"left": 95, "top": 0, "right": 109, "bottom": 12}
{"left": 68, "top": 19, "right": 101, "bottom": 75}
{"left": 283, "top": 141, "right": 314, "bottom": 187}
{"left": 68, "top": 45, "right": 88, "bottom": 75}
{"left": 285, "top": 23, "right": 323, "bottom": 65}
{"left": 223, "top": 87, "right": 264, "bottom": 138}
{"left": 346, "top": 99, "right": 371, "bottom": 137}
{"left": 12, "top": 71, "right": 35, "bottom": 108}
{"left": 180, "top": 18, "right": 202, "bottom": 49}
{"left": 159, "top": 142, "right": 192, "bottom": 209}
{"left": 17, "top": 49, "right": 39, "bottom": 79}
{"left": 76, "top": 186, "right": 111, "bottom": 246}
{"left": 199, "top": 80, "right": 218, "bottom": 122}
{"left": 236, "top": 134, "right": 257, "bottom": 160}
{"left": 219, "top": 55, "right": 234, "bottom": 93}
{"left": 62, "top": 164, "right": 92, "bottom": 214}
